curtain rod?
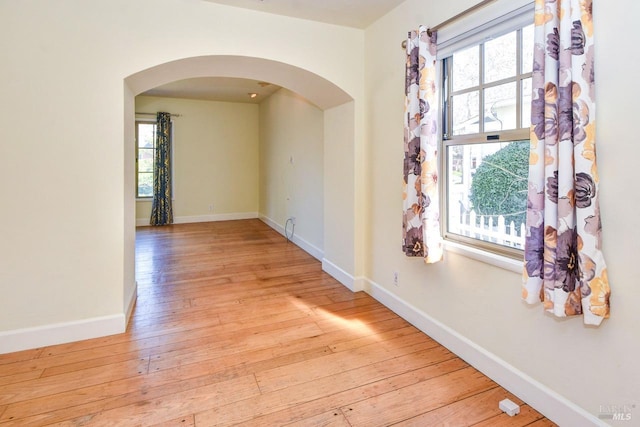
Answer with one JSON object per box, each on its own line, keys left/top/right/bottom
{"left": 135, "top": 112, "right": 182, "bottom": 117}
{"left": 401, "top": 0, "right": 497, "bottom": 49}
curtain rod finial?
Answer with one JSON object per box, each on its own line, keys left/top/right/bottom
{"left": 401, "top": 28, "right": 434, "bottom": 49}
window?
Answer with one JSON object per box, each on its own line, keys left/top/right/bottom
{"left": 136, "top": 121, "right": 156, "bottom": 198}
{"left": 441, "top": 21, "right": 534, "bottom": 257}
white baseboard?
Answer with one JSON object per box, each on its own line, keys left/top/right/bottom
{"left": 258, "top": 214, "right": 324, "bottom": 261}
{"left": 125, "top": 281, "right": 138, "bottom": 327}
{"left": 0, "top": 314, "right": 126, "bottom": 355}
{"left": 136, "top": 212, "right": 259, "bottom": 227}
{"left": 321, "top": 258, "right": 364, "bottom": 292}
{"left": 363, "top": 278, "right": 606, "bottom": 427}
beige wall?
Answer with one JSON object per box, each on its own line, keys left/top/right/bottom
{"left": 365, "top": 0, "right": 640, "bottom": 423}
{"left": 135, "top": 96, "right": 259, "bottom": 223}
{"left": 324, "top": 102, "right": 357, "bottom": 278}
{"left": 0, "top": 0, "right": 363, "bottom": 343}
{"left": 259, "top": 89, "right": 324, "bottom": 254}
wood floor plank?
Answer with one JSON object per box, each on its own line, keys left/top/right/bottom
{"left": 196, "top": 357, "right": 468, "bottom": 426}
{"left": 284, "top": 409, "right": 353, "bottom": 426}
{"left": 23, "top": 315, "right": 311, "bottom": 374}
{"left": 148, "top": 322, "right": 324, "bottom": 372}
{"left": 255, "top": 332, "right": 438, "bottom": 393}
{"left": 0, "top": 348, "right": 42, "bottom": 366}
{"left": 0, "top": 357, "right": 149, "bottom": 406}
{"left": 526, "top": 419, "right": 560, "bottom": 427}
{"left": 0, "top": 370, "right": 43, "bottom": 387}
{"left": 340, "top": 366, "right": 497, "bottom": 427}
{"left": 39, "top": 352, "right": 150, "bottom": 378}
{"left": 149, "top": 414, "right": 195, "bottom": 427}
{"left": 328, "top": 325, "right": 419, "bottom": 353}
{"left": 1, "top": 328, "right": 353, "bottom": 423}
{"left": 391, "top": 385, "right": 520, "bottom": 426}
{"left": 325, "top": 289, "right": 371, "bottom": 303}
{"left": 58, "top": 374, "right": 260, "bottom": 426}
{"left": 314, "top": 306, "right": 400, "bottom": 333}
{"left": 0, "top": 220, "right": 555, "bottom": 426}
{"left": 125, "top": 310, "right": 224, "bottom": 340}
{"left": 136, "top": 275, "right": 341, "bottom": 310}
{"left": 470, "top": 404, "right": 545, "bottom": 427}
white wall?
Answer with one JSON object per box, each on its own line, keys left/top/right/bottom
{"left": 135, "top": 96, "right": 259, "bottom": 224}
{"left": 364, "top": 0, "right": 640, "bottom": 424}
{"left": 259, "top": 88, "right": 324, "bottom": 257}
{"left": 0, "top": 0, "right": 363, "bottom": 351}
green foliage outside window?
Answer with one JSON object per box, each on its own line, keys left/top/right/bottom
{"left": 469, "top": 141, "right": 529, "bottom": 228}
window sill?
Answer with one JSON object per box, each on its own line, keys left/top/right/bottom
{"left": 136, "top": 198, "right": 153, "bottom": 202}
{"left": 443, "top": 240, "right": 523, "bottom": 274}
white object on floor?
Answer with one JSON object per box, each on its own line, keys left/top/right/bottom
{"left": 499, "top": 398, "right": 521, "bottom": 416}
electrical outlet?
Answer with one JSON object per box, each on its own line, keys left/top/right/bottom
{"left": 290, "top": 216, "right": 296, "bottom": 225}
{"left": 208, "top": 204, "right": 214, "bottom": 212}
{"left": 393, "top": 271, "right": 399, "bottom": 287}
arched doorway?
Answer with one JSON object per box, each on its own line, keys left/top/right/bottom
{"left": 123, "top": 55, "right": 358, "bottom": 319}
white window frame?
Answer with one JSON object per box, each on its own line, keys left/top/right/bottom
{"left": 135, "top": 117, "right": 176, "bottom": 202}
{"left": 437, "top": 1, "right": 534, "bottom": 270}
{"left": 135, "top": 120, "right": 156, "bottom": 199}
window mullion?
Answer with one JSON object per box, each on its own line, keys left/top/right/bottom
{"left": 443, "top": 57, "right": 452, "bottom": 140}
{"left": 478, "top": 44, "right": 485, "bottom": 134}
{"left": 516, "top": 28, "right": 522, "bottom": 131}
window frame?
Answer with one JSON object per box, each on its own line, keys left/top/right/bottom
{"left": 135, "top": 120, "right": 157, "bottom": 199}
{"left": 439, "top": 18, "right": 533, "bottom": 260}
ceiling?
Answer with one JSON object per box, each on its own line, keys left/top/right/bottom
{"left": 141, "top": 0, "right": 405, "bottom": 104}
{"left": 202, "top": 0, "right": 406, "bottom": 29}
{"left": 141, "top": 77, "right": 281, "bottom": 104}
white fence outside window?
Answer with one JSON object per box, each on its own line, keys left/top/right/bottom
{"left": 449, "top": 209, "right": 526, "bottom": 250}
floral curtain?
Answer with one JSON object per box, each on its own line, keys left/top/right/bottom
{"left": 402, "top": 26, "right": 443, "bottom": 264}
{"left": 523, "top": 0, "right": 610, "bottom": 325}
{"left": 150, "top": 112, "right": 173, "bottom": 226}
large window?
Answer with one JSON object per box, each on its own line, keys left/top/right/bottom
{"left": 136, "top": 121, "right": 156, "bottom": 198}
{"left": 442, "top": 23, "right": 533, "bottom": 257}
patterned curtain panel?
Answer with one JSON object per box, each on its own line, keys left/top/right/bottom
{"left": 523, "top": 0, "right": 610, "bottom": 325}
{"left": 403, "top": 26, "right": 443, "bottom": 263}
{"left": 150, "top": 112, "right": 174, "bottom": 226}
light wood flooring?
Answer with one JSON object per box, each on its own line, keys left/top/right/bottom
{"left": 0, "top": 220, "right": 556, "bottom": 426}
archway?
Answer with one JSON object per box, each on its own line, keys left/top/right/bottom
{"left": 125, "top": 55, "right": 352, "bottom": 109}
{"left": 123, "top": 55, "right": 358, "bottom": 319}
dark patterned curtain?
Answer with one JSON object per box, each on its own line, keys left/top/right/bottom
{"left": 402, "top": 26, "right": 443, "bottom": 263}
{"left": 150, "top": 112, "right": 173, "bottom": 226}
{"left": 522, "top": 0, "right": 609, "bottom": 324}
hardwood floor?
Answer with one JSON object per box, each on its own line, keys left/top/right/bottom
{"left": 0, "top": 220, "right": 556, "bottom": 426}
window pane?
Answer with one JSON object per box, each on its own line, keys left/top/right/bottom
{"left": 138, "top": 172, "right": 153, "bottom": 197}
{"left": 484, "top": 31, "right": 516, "bottom": 83}
{"left": 138, "top": 151, "right": 154, "bottom": 173}
{"left": 452, "top": 91, "right": 479, "bottom": 135}
{"left": 521, "top": 78, "right": 532, "bottom": 128}
{"left": 452, "top": 46, "right": 479, "bottom": 91}
{"left": 447, "top": 140, "right": 529, "bottom": 249}
{"left": 138, "top": 123, "right": 156, "bottom": 148}
{"left": 484, "top": 82, "right": 516, "bottom": 131}
{"left": 522, "top": 24, "right": 534, "bottom": 73}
